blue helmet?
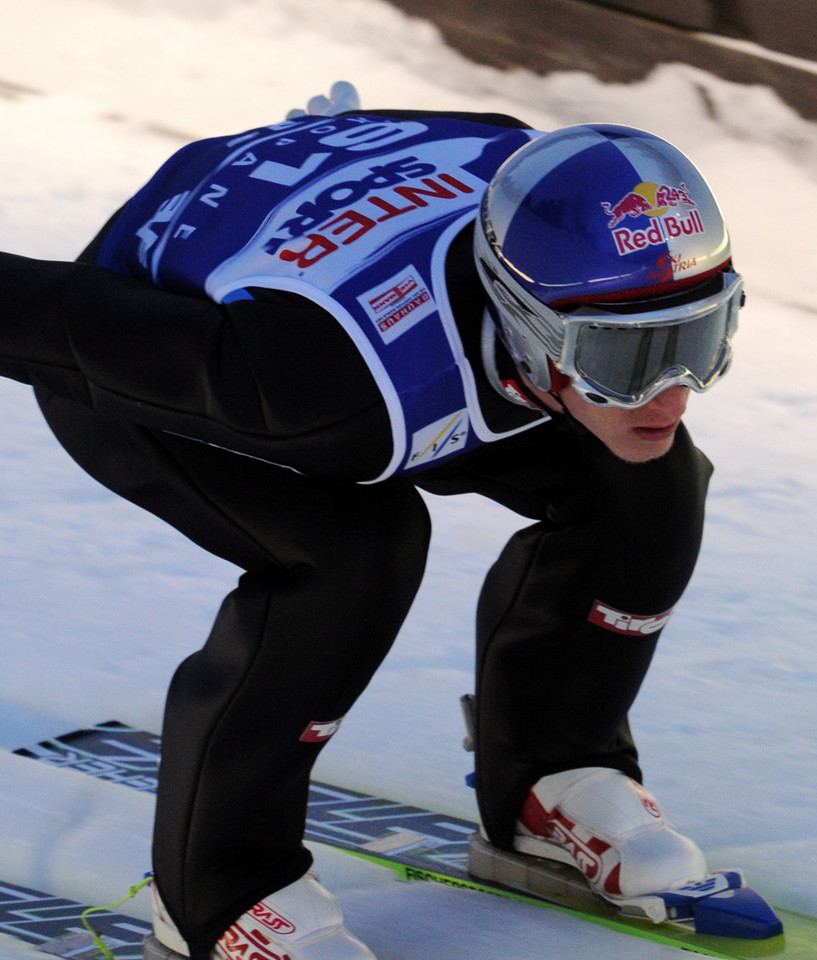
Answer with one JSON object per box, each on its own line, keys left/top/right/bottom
{"left": 474, "top": 124, "right": 743, "bottom": 407}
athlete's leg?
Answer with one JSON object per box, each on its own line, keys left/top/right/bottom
{"left": 36, "top": 391, "right": 431, "bottom": 956}
{"left": 472, "top": 422, "right": 712, "bottom": 847}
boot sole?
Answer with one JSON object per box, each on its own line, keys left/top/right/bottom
{"left": 469, "top": 831, "right": 598, "bottom": 902}
{"left": 143, "top": 934, "right": 188, "bottom": 960}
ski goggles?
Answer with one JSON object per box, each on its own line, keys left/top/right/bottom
{"left": 550, "top": 270, "right": 744, "bottom": 408}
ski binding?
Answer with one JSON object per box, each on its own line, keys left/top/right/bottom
{"left": 468, "top": 833, "right": 783, "bottom": 939}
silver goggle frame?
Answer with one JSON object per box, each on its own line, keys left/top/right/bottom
{"left": 485, "top": 264, "right": 743, "bottom": 409}
{"left": 558, "top": 271, "right": 743, "bottom": 407}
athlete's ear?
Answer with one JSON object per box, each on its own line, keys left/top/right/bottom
{"left": 286, "top": 81, "right": 360, "bottom": 120}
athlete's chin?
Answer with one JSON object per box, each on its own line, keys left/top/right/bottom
{"left": 609, "top": 433, "right": 677, "bottom": 463}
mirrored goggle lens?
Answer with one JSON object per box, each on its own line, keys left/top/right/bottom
{"left": 574, "top": 313, "right": 729, "bottom": 400}
{"left": 571, "top": 275, "right": 742, "bottom": 403}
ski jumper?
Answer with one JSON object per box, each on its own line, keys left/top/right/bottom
{"left": 0, "top": 110, "right": 712, "bottom": 959}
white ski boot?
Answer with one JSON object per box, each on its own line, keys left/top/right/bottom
{"left": 469, "top": 765, "right": 711, "bottom": 917}
{"left": 511, "top": 767, "right": 708, "bottom": 903}
{"left": 143, "top": 869, "right": 376, "bottom": 960}
{"left": 470, "top": 766, "right": 785, "bottom": 937}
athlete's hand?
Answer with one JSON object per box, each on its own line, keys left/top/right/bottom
{"left": 286, "top": 81, "right": 360, "bottom": 119}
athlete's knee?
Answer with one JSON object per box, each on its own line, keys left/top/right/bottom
{"left": 339, "top": 482, "right": 431, "bottom": 598}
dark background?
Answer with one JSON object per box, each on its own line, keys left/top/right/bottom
{"left": 385, "top": 0, "right": 817, "bottom": 119}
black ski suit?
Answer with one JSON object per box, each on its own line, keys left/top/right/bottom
{"left": 0, "top": 109, "right": 712, "bottom": 958}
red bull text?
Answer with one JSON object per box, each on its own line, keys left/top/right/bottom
{"left": 601, "top": 181, "right": 703, "bottom": 257}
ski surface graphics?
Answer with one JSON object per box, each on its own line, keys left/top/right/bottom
{"left": 0, "top": 877, "right": 151, "bottom": 959}
{"left": 13, "top": 722, "right": 817, "bottom": 960}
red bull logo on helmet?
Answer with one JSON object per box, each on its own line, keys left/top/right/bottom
{"left": 601, "top": 181, "right": 704, "bottom": 257}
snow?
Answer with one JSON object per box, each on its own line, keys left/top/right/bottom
{"left": 0, "top": 0, "right": 815, "bottom": 956}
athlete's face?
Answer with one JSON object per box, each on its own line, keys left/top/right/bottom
{"left": 527, "top": 380, "right": 690, "bottom": 463}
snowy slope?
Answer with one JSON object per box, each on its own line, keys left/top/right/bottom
{"left": 0, "top": 0, "right": 815, "bottom": 956}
